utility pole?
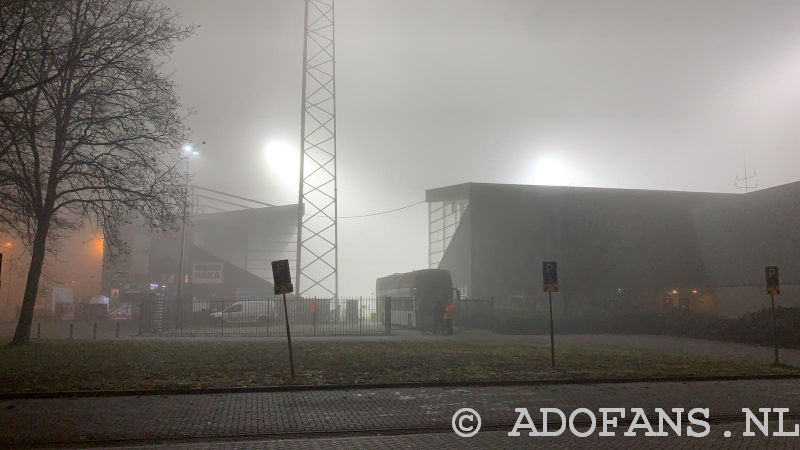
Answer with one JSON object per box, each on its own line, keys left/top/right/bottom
{"left": 0, "top": 253, "right": 3, "bottom": 315}
{"left": 5, "top": 255, "right": 10, "bottom": 314}
{"left": 296, "top": 0, "right": 338, "bottom": 301}
{"left": 1, "top": 242, "right": 15, "bottom": 318}
{"left": 177, "top": 144, "right": 199, "bottom": 333}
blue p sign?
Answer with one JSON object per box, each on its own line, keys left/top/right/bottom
{"left": 543, "top": 261, "right": 559, "bottom": 293}
{"left": 766, "top": 266, "right": 780, "bottom": 295}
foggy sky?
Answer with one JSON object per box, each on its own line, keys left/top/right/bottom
{"left": 163, "top": 0, "right": 800, "bottom": 296}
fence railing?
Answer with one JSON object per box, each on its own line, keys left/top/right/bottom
{"left": 161, "top": 297, "right": 383, "bottom": 337}
{"left": 150, "top": 296, "right": 495, "bottom": 337}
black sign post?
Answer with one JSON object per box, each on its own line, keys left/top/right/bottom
{"left": 766, "top": 266, "right": 781, "bottom": 365}
{"left": 271, "top": 259, "right": 296, "bottom": 378}
{"left": 543, "top": 261, "right": 559, "bottom": 371}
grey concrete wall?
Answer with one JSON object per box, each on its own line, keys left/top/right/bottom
{"left": 469, "top": 185, "right": 720, "bottom": 311}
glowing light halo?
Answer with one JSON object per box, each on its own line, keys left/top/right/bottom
{"left": 263, "top": 139, "right": 299, "bottom": 185}
{"left": 530, "top": 156, "right": 571, "bottom": 186}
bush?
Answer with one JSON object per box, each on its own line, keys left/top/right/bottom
{"left": 495, "top": 307, "right": 800, "bottom": 348}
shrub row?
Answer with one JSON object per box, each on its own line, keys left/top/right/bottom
{"left": 495, "top": 307, "right": 800, "bottom": 348}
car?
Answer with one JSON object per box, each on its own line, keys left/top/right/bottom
{"left": 209, "top": 300, "right": 278, "bottom": 326}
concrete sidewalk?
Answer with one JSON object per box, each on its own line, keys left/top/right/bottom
{"left": 1, "top": 379, "right": 799, "bottom": 447}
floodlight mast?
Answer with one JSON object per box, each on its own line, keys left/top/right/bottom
{"left": 296, "top": 0, "right": 338, "bottom": 300}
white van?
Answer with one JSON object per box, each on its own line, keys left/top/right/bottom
{"left": 209, "top": 300, "right": 277, "bottom": 325}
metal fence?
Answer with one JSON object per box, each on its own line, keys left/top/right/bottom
{"left": 159, "top": 297, "right": 382, "bottom": 337}
{"left": 151, "top": 296, "right": 495, "bottom": 337}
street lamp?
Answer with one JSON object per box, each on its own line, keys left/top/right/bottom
{"left": 176, "top": 144, "right": 200, "bottom": 332}
{"left": 2, "top": 242, "right": 17, "bottom": 318}
{"left": 183, "top": 144, "right": 199, "bottom": 155}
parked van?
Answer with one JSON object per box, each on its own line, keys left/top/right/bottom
{"left": 209, "top": 300, "right": 277, "bottom": 325}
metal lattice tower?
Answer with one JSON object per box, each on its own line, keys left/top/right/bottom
{"left": 296, "top": 0, "right": 338, "bottom": 299}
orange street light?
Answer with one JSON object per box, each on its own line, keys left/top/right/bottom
{"left": 94, "top": 236, "right": 104, "bottom": 256}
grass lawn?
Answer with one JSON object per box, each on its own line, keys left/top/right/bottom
{"left": 0, "top": 340, "right": 796, "bottom": 393}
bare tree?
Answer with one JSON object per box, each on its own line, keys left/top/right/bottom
{"left": 0, "top": 0, "right": 195, "bottom": 344}
{"left": 0, "top": 1, "right": 70, "bottom": 103}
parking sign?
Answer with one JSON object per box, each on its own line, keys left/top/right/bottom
{"left": 271, "top": 259, "right": 294, "bottom": 295}
{"left": 766, "top": 266, "right": 780, "bottom": 295}
{"left": 543, "top": 261, "right": 559, "bottom": 292}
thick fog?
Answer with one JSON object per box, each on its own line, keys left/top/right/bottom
{"left": 151, "top": 0, "right": 800, "bottom": 296}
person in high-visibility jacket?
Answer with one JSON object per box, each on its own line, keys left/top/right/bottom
{"left": 443, "top": 301, "right": 455, "bottom": 335}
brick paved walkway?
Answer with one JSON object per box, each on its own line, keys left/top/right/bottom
{"left": 120, "top": 423, "right": 800, "bottom": 449}
{"left": 1, "top": 379, "right": 799, "bottom": 447}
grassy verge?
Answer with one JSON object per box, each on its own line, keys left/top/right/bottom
{"left": 0, "top": 340, "right": 796, "bottom": 393}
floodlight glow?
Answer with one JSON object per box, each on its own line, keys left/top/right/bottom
{"left": 531, "top": 157, "right": 570, "bottom": 186}
{"left": 264, "top": 140, "right": 299, "bottom": 184}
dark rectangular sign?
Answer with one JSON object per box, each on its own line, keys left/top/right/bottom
{"left": 543, "top": 261, "right": 559, "bottom": 293}
{"left": 271, "top": 259, "right": 294, "bottom": 295}
{"left": 766, "top": 265, "right": 780, "bottom": 295}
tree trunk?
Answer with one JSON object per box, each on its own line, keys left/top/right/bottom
{"left": 10, "top": 219, "right": 50, "bottom": 345}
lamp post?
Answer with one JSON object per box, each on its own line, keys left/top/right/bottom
{"left": 2, "top": 242, "right": 16, "bottom": 319}
{"left": 176, "top": 144, "right": 199, "bottom": 333}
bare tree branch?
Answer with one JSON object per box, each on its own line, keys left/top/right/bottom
{"left": 0, "top": 0, "right": 195, "bottom": 344}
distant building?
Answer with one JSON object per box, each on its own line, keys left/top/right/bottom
{"left": 102, "top": 191, "right": 299, "bottom": 309}
{"left": 425, "top": 182, "right": 800, "bottom": 318}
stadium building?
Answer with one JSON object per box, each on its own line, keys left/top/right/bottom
{"left": 101, "top": 187, "right": 299, "bottom": 312}
{"left": 425, "top": 182, "right": 800, "bottom": 318}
